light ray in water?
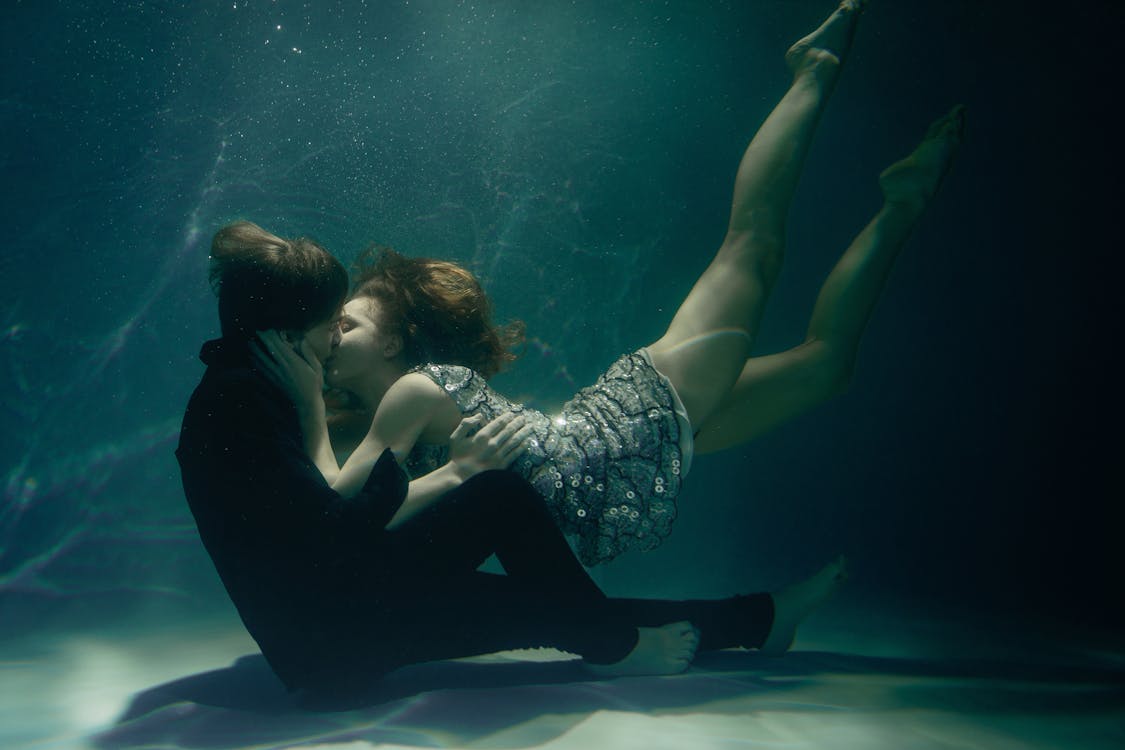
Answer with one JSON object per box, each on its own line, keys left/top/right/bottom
{"left": 1, "top": 323, "right": 25, "bottom": 344}
{"left": 83, "top": 138, "right": 231, "bottom": 381}
{"left": 0, "top": 127, "right": 236, "bottom": 600}
{"left": 494, "top": 79, "right": 562, "bottom": 116}
{"left": 0, "top": 418, "right": 185, "bottom": 598}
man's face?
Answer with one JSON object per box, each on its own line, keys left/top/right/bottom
{"left": 299, "top": 311, "right": 340, "bottom": 365}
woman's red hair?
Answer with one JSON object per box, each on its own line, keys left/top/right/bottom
{"left": 351, "top": 246, "right": 524, "bottom": 378}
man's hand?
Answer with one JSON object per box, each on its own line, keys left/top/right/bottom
{"left": 448, "top": 411, "right": 533, "bottom": 480}
{"left": 251, "top": 330, "right": 325, "bottom": 418}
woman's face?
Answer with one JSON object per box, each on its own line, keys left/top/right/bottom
{"left": 325, "top": 296, "right": 399, "bottom": 391}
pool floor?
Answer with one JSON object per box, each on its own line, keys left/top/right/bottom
{"left": 3, "top": 600, "right": 1121, "bottom": 750}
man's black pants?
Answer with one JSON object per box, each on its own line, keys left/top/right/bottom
{"left": 376, "top": 471, "right": 775, "bottom": 669}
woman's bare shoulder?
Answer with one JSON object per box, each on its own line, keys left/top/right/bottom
{"left": 383, "top": 372, "right": 446, "bottom": 405}
{"left": 381, "top": 372, "right": 462, "bottom": 441}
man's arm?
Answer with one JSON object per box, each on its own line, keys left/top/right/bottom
{"left": 180, "top": 369, "right": 408, "bottom": 536}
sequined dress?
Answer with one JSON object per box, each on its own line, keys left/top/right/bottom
{"left": 406, "top": 351, "right": 689, "bottom": 566}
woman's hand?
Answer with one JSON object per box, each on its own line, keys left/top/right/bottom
{"left": 448, "top": 412, "right": 533, "bottom": 480}
{"left": 250, "top": 330, "right": 325, "bottom": 419}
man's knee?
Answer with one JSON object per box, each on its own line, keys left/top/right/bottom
{"left": 460, "top": 470, "right": 543, "bottom": 512}
{"left": 464, "top": 469, "right": 529, "bottom": 491}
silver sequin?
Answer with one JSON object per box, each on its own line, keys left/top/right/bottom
{"left": 405, "top": 352, "right": 685, "bottom": 567}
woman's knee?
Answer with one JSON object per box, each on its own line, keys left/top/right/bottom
{"left": 721, "top": 227, "right": 786, "bottom": 283}
{"left": 804, "top": 338, "right": 856, "bottom": 396}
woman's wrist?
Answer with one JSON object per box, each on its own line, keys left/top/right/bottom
{"left": 448, "top": 458, "right": 477, "bottom": 485}
{"left": 294, "top": 393, "right": 326, "bottom": 421}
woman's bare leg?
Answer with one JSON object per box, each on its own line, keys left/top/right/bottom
{"left": 761, "top": 555, "right": 849, "bottom": 656}
{"left": 648, "top": 1, "right": 867, "bottom": 430}
{"left": 695, "top": 105, "right": 966, "bottom": 453}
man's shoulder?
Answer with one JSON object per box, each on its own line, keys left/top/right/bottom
{"left": 180, "top": 363, "right": 292, "bottom": 445}
{"left": 190, "top": 362, "right": 279, "bottom": 408}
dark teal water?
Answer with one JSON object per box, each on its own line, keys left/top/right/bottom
{"left": 1, "top": 0, "right": 1121, "bottom": 643}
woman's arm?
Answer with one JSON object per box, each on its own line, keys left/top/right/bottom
{"left": 332, "top": 374, "right": 529, "bottom": 503}
{"left": 253, "top": 334, "right": 530, "bottom": 510}
{"left": 385, "top": 410, "right": 528, "bottom": 529}
{"left": 330, "top": 373, "right": 445, "bottom": 497}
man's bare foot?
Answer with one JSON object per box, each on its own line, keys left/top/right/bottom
{"left": 585, "top": 622, "right": 700, "bottom": 677}
{"left": 879, "top": 105, "right": 966, "bottom": 210}
{"left": 760, "top": 556, "right": 848, "bottom": 656}
{"left": 785, "top": 1, "right": 869, "bottom": 83}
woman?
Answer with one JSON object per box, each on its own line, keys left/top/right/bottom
{"left": 260, "top": 0, "right": 963, "bottom": 566}
{"left": 261, "top": 0, "right": 964, "bottom": 567}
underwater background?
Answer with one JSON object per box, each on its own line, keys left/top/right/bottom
{"left": 1, "top": 0, "right": 1122, "bottom": 734}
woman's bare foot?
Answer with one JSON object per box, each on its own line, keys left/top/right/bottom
{"left": 879, "top": 105, "right": 966, "bottom": 210}
{"left": 760, "top": 555, "right": 848, "bottom": 656}
{"left": 785, "top": 0, "right": 869, "bottom": 84}
{"left": 585, "top": 622, "right": 700, "bottom": 677}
